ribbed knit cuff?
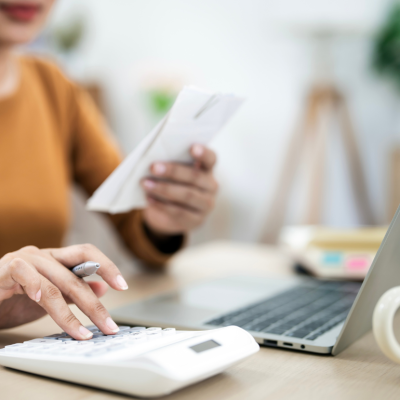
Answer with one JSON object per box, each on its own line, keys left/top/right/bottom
{"left": 117, "top": 210, "right": 186, "bottom": 268}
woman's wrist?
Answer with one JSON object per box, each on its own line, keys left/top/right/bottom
{"left": 142, "top": 222, "right": 185, "bottom": 254}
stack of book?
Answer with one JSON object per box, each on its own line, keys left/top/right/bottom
{"left": 279, "top": 226, "right": 388, "bottom": 280}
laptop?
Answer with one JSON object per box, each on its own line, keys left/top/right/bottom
{"left": 111, "top": 207, "right": 400, "bottom": 355}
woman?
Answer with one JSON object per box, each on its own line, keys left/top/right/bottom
{"left": 0, "top": 1, "right": 218, "bottom": 339}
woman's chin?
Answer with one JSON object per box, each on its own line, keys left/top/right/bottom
{"left": 0, "top": 26, "right": 41, "bottom": 47}
{"left": 0, "top": 10, "right": 48, "bottom": 47}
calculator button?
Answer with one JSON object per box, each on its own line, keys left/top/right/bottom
{"left": 5, "top": 348, "right": 26, "bottom": 353}
{"left": 4, "top": 345, "right": 29, "bottom": 352}
{"left": 127, "top": 335, "right": 146, "bottom": 344}
{"left": 61, "top": 350, "right": 79, "bottom": 356}
{"left": 85, "top": 325, "right": 100, "bottom": 332}
{"left": 40, "top": 345, "right": 54, "bottom": 353}
{"left": 77, "top": 347, "right": 93, "bottom": 353}
{"left": 146, "top": 332, "right": 162, "bottom": 340}
{"left": 90, "top": 345, "right": 110, "bottom": 352}
{"left": 54, "top": 334, "right": 72, "bottom": 339}
{"left": 43, "top": 333, "right": 65, "bottom": 339}
{"left": 129, "top": 327, "right": 146, "bottom": 332}
{"left": 162, "top": 328, "right": 176, "bottom": 336}
{"left": 130, "top": 331, "right": 145, "bottom": 337}
{"left": 37, "top": 340, "right": 64, "bottom": 346}
{"left": 24, "top": 339, "right": 59, "bottom": 344}
{"left": 63, "top": 347, "right": 80, "bottom": 353}
{"left": 40, "top": 348, "right": 57, "bottom": 354}
{"left": 146, "top": 327, "right": 162, "bottom": 332}
{"left": 127, "top": 332, "right": 146, "bottom": 339}
{"left": 63, "top": 350, "right": 84, "bottom": 357}
{"left": 24, "top": 346, "right": 45, "bottom": 353}
{"left": 117, "top": 326, "right": 131, "bottom": 331}
{"left": 112, "top": 331, "right": 131, "bottom": 336}
{"left": 50, "top": 347, "right": 70, "bottom": 355}
{"left": 74, "top": 349, "right": 93, "bottom": 356}
{"left": 6, "top": 348, "right": 27, "bottom": 353}
{"left": 107, "top": 343, "right": 127, "bottom": 352}
{"left": 85, "top": 348, "right": 109, "bottom": 357}
{"left": 92, "top": 342, "right": 112, "bottom": 349}
{"left": 109, "top": 338, "right": 126, "bottom": 345}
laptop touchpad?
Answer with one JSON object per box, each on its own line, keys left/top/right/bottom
{"left": 173, "top": 276, "right": 298, "bottom": 312}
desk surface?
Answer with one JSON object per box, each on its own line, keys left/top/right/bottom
{"left": 1, "top": 241, "right": 400, "bottom": 400}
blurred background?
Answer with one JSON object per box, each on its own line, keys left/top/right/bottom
{"left": 26, "top": 0, "right": 400, "bottom": 271}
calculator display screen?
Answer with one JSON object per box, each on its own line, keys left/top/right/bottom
{"left": 189, "top": 340, "right": 221, "bottom": 353}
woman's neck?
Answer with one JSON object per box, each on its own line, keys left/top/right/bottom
{"left": 0, "top": 46, "right": 18, "bottom": 99}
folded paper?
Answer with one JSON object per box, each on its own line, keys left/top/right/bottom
{"left": 87, "top": 86, "right": 244, "bottom": 214}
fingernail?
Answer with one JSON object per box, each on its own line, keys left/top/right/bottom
{"left": 116, "top": 274, "right": 128, "bottom": 290}
{"left": 79, "top": 326, "right": 93, "bottom": 339}
{"left": 193, "top": 144, "right": 204, "bottom": 157}
{"left": 106, "top": 317, "right": 119, "bottom": 333}
{"left": 144, "top": 179, "right": 156, "bottom": 190}
{"left": 153, "top": 163, "right": 166, "bottom": 175}
{"left": 35, "top": 290, "right": 41, "bottom": 302}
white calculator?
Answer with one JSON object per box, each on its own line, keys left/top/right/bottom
{"left": 0, "top": 325, "right": 259, "bottom": 397}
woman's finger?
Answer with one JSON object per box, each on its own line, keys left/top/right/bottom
{"left": 0, "top": 258, "right": 41, "bottom": 302}
{"left": 63, "top": 281, "right": 109, "bottom": 304}
{"left": 45, "top": 244, "right": 129, "bottom": 291}
{"left": 143, "top": 180, "right": 214, "bottom": 212}
{"left": 63, "top": 282, "right": 108, "bottom": 304}
{"left": 190, "top": 144, "right": 217, "bottom": 171}
{"left": 31, "top": 255, "right": 120, "bottom": 335}
{"left": 147, "top": 197, "right": 203, "bottom": 227}
{"left": 87, "top": 281, "right": 108, "bottom": 298}
{"left": 37, "top": 276, "right": 93, "bottom": 340}
{"left": 149, "top": 162, "right": 218, "bottom": 192}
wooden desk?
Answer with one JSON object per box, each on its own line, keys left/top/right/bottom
{"left": 1, "top": 241, "right": 400, "bottom": 400}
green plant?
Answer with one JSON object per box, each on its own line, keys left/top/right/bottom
{"left": 51, "top": 16, "right": 85, "bottom": 53}
{"left": 372, "top": 2, "right": 400, "bottom": 87}
{"left": 147, "top": 89, "right": 177, "bottom": 115}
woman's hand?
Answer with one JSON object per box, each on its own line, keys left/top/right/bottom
{"left": 141, "top": 144, "right": 218, "bottom": 236}
{"left": 0, "top": 244, "right": 129, "bottom": 340}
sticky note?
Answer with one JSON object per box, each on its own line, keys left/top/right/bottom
{"left": 322, "top": 253, "right": 343, "bottom": 267}
{"left": 346, "top": 256, "right": 369, "bottom": 271}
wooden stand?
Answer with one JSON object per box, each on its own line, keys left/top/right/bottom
{"left": 261, "top": 85, "right": 376, "bottom": 244}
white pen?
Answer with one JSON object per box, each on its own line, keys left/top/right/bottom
{"left": 72, "top": 261, "right": 100, "bottom": 278}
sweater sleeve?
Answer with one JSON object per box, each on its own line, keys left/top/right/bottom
{"left": 69, "top": 85, "right": 184, "bottom": 266}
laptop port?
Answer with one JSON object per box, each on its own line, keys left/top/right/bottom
{"left": 283, "top": 342, "right": 293, "bottom": 347}
{"left": 264, "top": 340, "right": 278, "bottom": 346}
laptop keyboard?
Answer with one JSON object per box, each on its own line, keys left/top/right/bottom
{"left": 206, "top": 281, "right": 361, "bottom": 341}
